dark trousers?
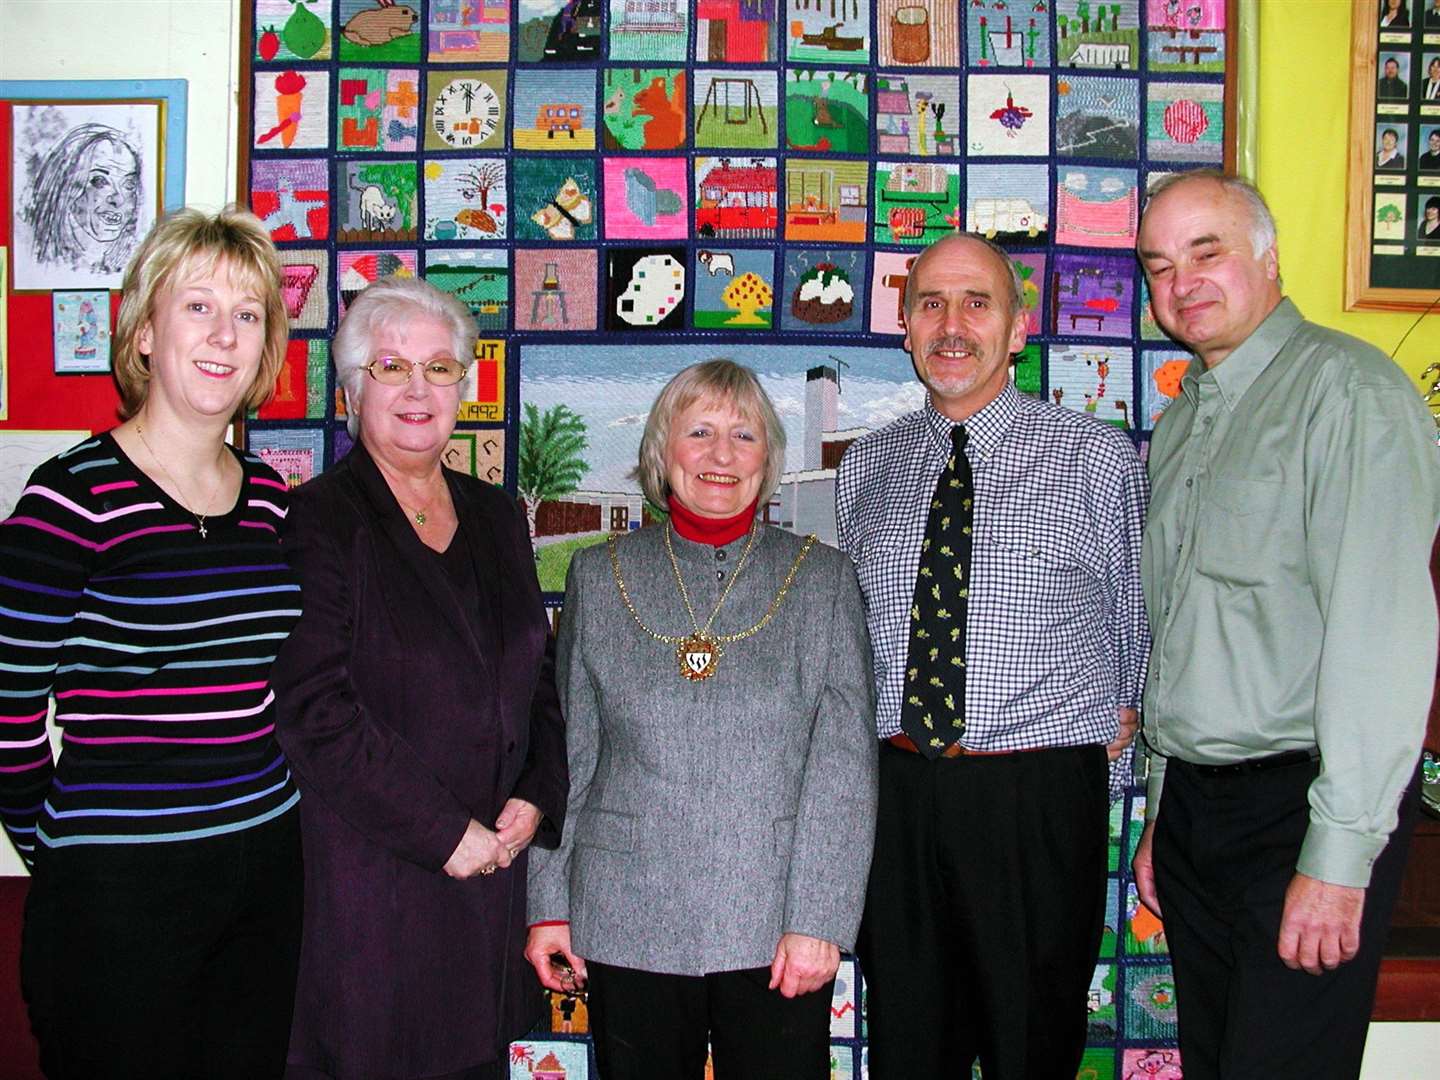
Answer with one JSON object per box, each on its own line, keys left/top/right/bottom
{"left": 1152, "top": 757, "right": 1418, "bottom": 1080}
{"left": 585, "top": 959, "right": 833, "bottom": 1080}
{"left": 21, "top": 810, "right": 303, "bottom": 1080}
{"left": 857, "top": 742, "right": 1109, "bottom": 1080}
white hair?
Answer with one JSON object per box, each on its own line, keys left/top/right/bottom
{"left": 1145, "top": 169, "right": 1278, "bottom": 260}
{"left": 332, "top": 276, "right": 477, "bottom": 436}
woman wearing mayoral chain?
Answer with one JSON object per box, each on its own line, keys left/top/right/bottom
{"left": 525, "top": 360, "right": 878, "bottom": 1080}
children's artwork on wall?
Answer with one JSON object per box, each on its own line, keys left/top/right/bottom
{"left": 1123, "top": 1048, "right": 1183, "bottom": 1079}
{"left": 966, "top": 75, "right": 1050, "bottom": 156}
{"left": 251, "top": 159, "right": 331, "bottom": 241}
{"left": 1078, "top": 1048, "right": 1115, "bottom": 1080}
{"left": 695, "top": 0, "right": 776, "bottom": 62}
{"left": 513, "top": 248, "right": 598, "bottom": 331}
{"left": 783, "top": 158, "right": 869, "bottom": 242}
{"left": 458, "top": 339, "right": 508, "bottom": 422}
{"left": 1048, "top": 343, "right": 1135, "bottom": 429}
{"left": 1146, "top": 0, "right": 1225, "bottom": 72}
{"left": 1011, "top": 251, "right": 1047, "bottom": 333}
{"left": 693, "top": 69, "right": 779, "bottom": 149}
{"left": 966, "top": 0, "right": 1051, "bottom": 68}
{"left": 0, "top": 430, "right": 90, "bottom": 515}
{"left": 1013, "top": 342, "right": 1042, "bottom": 398}
{"left": 278, "top": 248, "right": 330, "bottom": 330}
{"left": 1124, "top": 881, "right": 1169, "bottom": 955}
{"left": 874, "top": 0, "right": 958, "bottom": 67}
{"left": 1055, "top": 75, "right": 1140, "bottom": 159}
{"left": 429, "top": 0, "right": 509, "bottom": 61}
{"left": 51, "top": 291, "right": 111, "bottom": 374}
{"left": 690, "top": 247, "right": 775, "bottom": 327}
{"left": 694, "top": 156, "right": 778, "bottom": 240}
{"left": 444, "top": 428, "right": 506, "bottom": 485}
{"left": 608, "top": 0, "right": 689, "bottom": 61}
{"left": 872, "top": 160, "right": 960, "bottom": 246}
{"left": 603, "top": 157, "right": 689, "bottom": 238}
{"left": 1100, "top": 877, "right": 1121, "bottom": 958}
{"left": 1056, "top": 0, "right": 1141, "bottom": 69}
{"left": 257, "top": 339, "right": 330, "bottom": 420}
{"left": 1376, "top": 191, "right": 1410, "bottom": 244}
{"left": 1125, "top": 964, "right": 1179, "bottom": 1041}
{"left": 11, "top": 102, "right": 160, "bottom": 290}
{"left": 507, "top": 1041, "right": 590, "bottom": 1079}
{"left": 602, "top": 69, "right": 687, "bottom": 151}
{"left": 871, "top": 73, "right": 959, "bottom": 156}
{"left": 965, "top": 163, "right": 1050, "bottom": 240}
{"left": 338, "top": 0, "right": 421, "bottom": 60}
{"left": 427, "top": 249, "right": 511, "bottom": 333}
{"left": 515, "top": 69, "right": 597, "bottom": 151}
{"left": 781, "top": 247, "right": 866, "bottom": 333}
{"left": 256, "top": 0, "right": 333, "bottom": 60}
{"left": 513, "top": 159, "right": 597, "bottom": 241}
{"left": 1139, "top": 279, "right": 1169, "bottom": 340}
{"left": 255, "top": 70, "right": 332, "bottom": 150}
{"left": 337, "top": 249, "right": 417, "bottom": 316}
{"left": 1054, "top": 253, "right": 1128, "bottom": 339}
{"left": 1088, "top": 963, "right": 1119, "bottom": 1041}
{"left": 424, "top": 157, "right": 508, "bottom": 241}
{"left": 249, "top": 426, "right": 327, "bottom": 487}
{"left": 426, "top": 70, "right": 507, "bottom": 151}
{"left": 339, "top": 159, "right": 417, "bottom": 241}
{"left": 1139, "top": 348, "right": 1189, "bottom": 430}
{"left": 1146, "top": 81, "right": 1224, "bottom": 163}
{"left": 337, "top": 67, "right": 418, "bottom": 151}
{"left": 786, "top": 0, "right": 869, "bottom": 64}
{"left": 0, "top": 249, "right": 6, "bottom": 419}
{"left": 830, "top": 959, "right": 859, "bottom": 1038}
{"left": 785, "top": 69, "right": 869, "bottom": 153}
{"left": 515, "top": 0, "right": 601, "bottom": 61}
{"left": 868, "top": 249, "right": 916, "bottom": 334}
{"left": 606, "top": 247, "right": 687, "bottom": 330}
{"left": 1055, "top": 167, "right": 1139, "bottom": 248}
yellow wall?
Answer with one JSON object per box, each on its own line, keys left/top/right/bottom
{"left": 1257, "top": 2, "right": 1438, "bottom": 387}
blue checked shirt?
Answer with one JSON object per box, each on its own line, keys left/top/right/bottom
{"left": 836, "top": 382, "right": 1150, "bottom": 799}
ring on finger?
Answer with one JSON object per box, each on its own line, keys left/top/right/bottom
{"left": 479, "top": 865, "right": 496, "bottom": 876}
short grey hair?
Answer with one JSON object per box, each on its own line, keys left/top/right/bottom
{"left": 332, "top": 275, "right": 478, "bottom": 436}
{"left": 1144, "top": 169, "right": 1278, "bottom": 260}
{"left": 633, "top": 359, "right": 787, "bottom": 510}
{"left": 902, "top": 232, "right": 1025, "bottom": 320}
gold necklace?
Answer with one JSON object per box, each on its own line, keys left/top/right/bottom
{"left": 608, "top": 523, "right": 817, "bottom": 681}
{"left": 133, "top": 423, "right": 224, "bottom": 540}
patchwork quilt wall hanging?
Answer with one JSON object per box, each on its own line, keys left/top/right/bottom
{"left": 240, "top": 1, "right": 1234, "bottom": 1074}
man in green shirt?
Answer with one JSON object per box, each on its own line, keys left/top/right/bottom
{"left": 1133, "top": 169, "right": 1440, "bottom": 1078}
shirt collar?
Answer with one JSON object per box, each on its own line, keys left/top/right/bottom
{"left": 921, "top": 380, "right": 1019, "bottom": 461}
{"left": 1180, "top": 297, "right": 1303, "bottom": 410}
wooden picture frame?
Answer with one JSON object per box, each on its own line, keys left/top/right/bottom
{"left": 1345, "top": 0, "right": 1440, "bottom": 311}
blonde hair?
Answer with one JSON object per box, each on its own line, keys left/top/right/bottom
{"left": 113, "top": 205, "right": 288, "bottom": 418}
{"left": 331, "top": 276, "right": 478, "bottom": 438}
{"left": 633, "top": 360, "right": 787, "bottom": 508}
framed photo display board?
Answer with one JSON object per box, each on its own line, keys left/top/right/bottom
{"left": 1346, "top": 0, "right": 1440, "bottom": 311}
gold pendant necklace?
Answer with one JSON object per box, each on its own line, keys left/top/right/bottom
{"left": 134, "top": 423, "right": 223, "bottom": 540}
{"left": 608, "top": 523, "right": 817, "bottom": 682}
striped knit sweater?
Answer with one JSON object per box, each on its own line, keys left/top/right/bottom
{"left": 0, "top": 433, "right": 301, "bottom": 869}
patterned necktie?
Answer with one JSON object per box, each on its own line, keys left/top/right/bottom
{"left": 900, "top": 425, "right": 973, "bottom": 758}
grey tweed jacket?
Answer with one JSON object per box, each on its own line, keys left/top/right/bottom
{"left": 528, "top": 523, "right": 878, "bottom": 976}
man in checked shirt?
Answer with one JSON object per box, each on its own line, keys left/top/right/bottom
{"left": 835, "top": 232, "right": 1148, "bottom": 1080}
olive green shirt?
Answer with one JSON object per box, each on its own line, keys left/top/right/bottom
{"left": 1141, "top": 299, "right": 1440, "bottom": 888}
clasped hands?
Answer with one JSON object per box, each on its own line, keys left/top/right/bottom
{"left": 443, "top": 797, "right": 542, "bottom": 880}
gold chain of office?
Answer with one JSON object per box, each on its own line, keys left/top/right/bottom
{"left": 607, "top": 524, "right": 817, "bottom": 682}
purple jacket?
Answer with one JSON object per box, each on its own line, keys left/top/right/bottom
{"left": 273, "top": 440, "right": 567, "bottom": 1077}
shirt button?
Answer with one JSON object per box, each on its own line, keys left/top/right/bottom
{"left": 716, "top": 570, "right": 725, "bottom": 582}
{"left": 716, "top": 549, "right": 727, "bottom": 561}
{"left": 1185, "top": 478, "right": 1193, "bottom": 488}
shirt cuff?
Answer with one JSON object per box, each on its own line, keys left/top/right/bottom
{"left": 529, "top": 919, "right": 570, "bottom": 929}
{"left": 1296, "top": 823, "right": 1388, "bottom": 889}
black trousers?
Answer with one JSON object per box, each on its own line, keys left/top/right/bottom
{"left": 1152, "top": 756, "right": 1418, "bottom": 1080}
{"left": 21, "top": 810, "right": 304, "bottom": 1080}
{"left": 857, "top": 742, "right": 1109, "bottom": 1080}
{"left": 585, "top": 959, "right": 834, "bottom": 1080}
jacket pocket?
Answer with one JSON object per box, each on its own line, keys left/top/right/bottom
{"left": 772, "top": 816, "right": 796, "bottom": 856}
{"left": 575, "top": 808, "right": 635, "bottom": 853}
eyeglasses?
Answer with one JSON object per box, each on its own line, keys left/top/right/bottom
{"left": 362, "top": 354, "right": 468, "bottom": 387}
